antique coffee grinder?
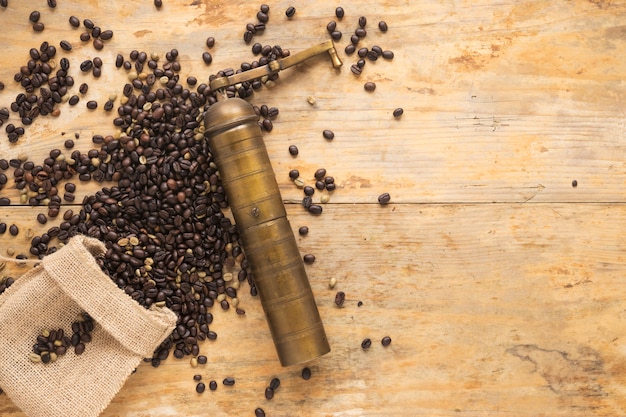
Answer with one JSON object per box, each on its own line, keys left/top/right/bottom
{"left": 204, "top": 40, "right": 342, "bottom": 366}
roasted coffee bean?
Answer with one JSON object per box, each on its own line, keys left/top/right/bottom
{"left": 358, "top": 16, "right": 367, "bottom": 27}
{"left": 193, "top": 374, "right": 202, "bottom": 381}
{"left": 202, "top": 52, "right": 212, "bottom": 64}
{"left": 9, "top": 224, "right": 18, "bottom": 236}
{"left": 197, "top": 355, "right": 207, "bottom": 364}
{"left": 298, "top": 226, "right": 308, "bottom": 235}
{"left": 74, "top": 343, "right": 85, "bottom": 355}
{"left": 314, "top": 168, "right": 326, "bottom": 179}
{"left": 335, "top": 291, "right": 345, "bottom": 307}
{"left": 196, "top": 383, "right": 206, "bottom": 393}
{"left": 355, "top": 27, "right": 366, "bottom": 38}
{"left": 93, "top": 57, "right": 103, "bottom": 68}
{"left": 315, "top": 180, "right": 325, "bottom": 190}
{"left": 37, "top": 214, "right": 47, "bottom": 224}
{"left": 80, "top": 60, "right": 93, "bottom": 72}
{"left": 382, "top": 50, "right": 394, "bottom": 60}
{"left": 255, "top": 408, "right": 266, "bottom": 417}
{"left": 303, "top": 254, "right": 315, "bottom": 264}
{"left": 100, "top": 30, "right": 114, "bottom": 40}
{"left": 264, "top": 387, "right": 274, "bottom": 400}
{"left": 222, "top": 377, "right": 235, "bottom": 386}
{"left": 285, "top": 6, "right": 295, "bottom": 18}
{"left": 0, "top": 198, "right": 10, "bottom": 206}
{"left": 206, "top": 36, "right": 215, "bottom": 48}
{"left": 322, "top": 129, "right": 334, "bottom": 140}
{"left": 378, "top": 192, "right": 391, "bottom": 205}
{"left": 33, "top": 22, "right": 45, "bottom": 32}
{"left": 308, "top": 204, "right": 322, "bottom": 215}
{"left": 301, "top": 367, "right": 311, "bottom": 380}
{"left": 29, "top": 11, "right": 41, "bottom": 23}
{"left": 288, "top": 145, "right": 298, "bottom": 156}
{"left": 0, "top": 223, "right": 6, "bottom": 234}
{"left": 267, "top": 107, "right": 279, "bottom": 118}
{"left": 86, "top": 100, "right": 98, "bottom": 109}
{"left": 378, "top": 21, "right": 388, "bottom": 32}
{"left": 303, "top": 186, "right": 314, "bottom": 196}
{"left": 335, "top": 7, "right": 344, "bottom": 18}
{"left": 93, "top": 39, "right": 104, "bottom": 50}
{"left": 154, "top": 0, "right": 162, "bottom": 7}
{"left": 350, "top": 64, "right": 362, "bottom": 75}
{"left": 257, "top": 11, "right": 268, "bottom": 23}
{"left": 80, "top": 32, "right": 91, "bottom": 42}
{"left": 357, "top": 47, "right": 368, "bottom": 58}
{"left": 68, "top": 95, "right": 79, "bottom": 105}
{"left": 381, "top": 336, "right": 392, "bottom": 346}
{"left": 47, "top": 0, "right": 57, "bottom": 7}
{"left": 69, "top": 16, "right": 80, "bottom": 27}
{"left": 572, "top": 180, "right": 578, "bottom": 187}
{"left": 288, "top": 169, "right": 300, "bottom": 180}
{"left": 345, "top": 44, "right": 356, "bottom": 55}
{"left": 60, "top": 40, "right": 72, "bottom": 51}
{"left": 262, "top": 118, "right": 272, "bottom": 132}
{"left": 327, "top": 21, "right": 337, "bottom": 32}
{"left": 364, "top": 81, "right": 376, "bottom": 92}
{"left": 243, "top": 30, "right": 254, "bottom": 43}
{"left": 209, "top": 380, "right": 217, "bottom": 390}
{"left": 361, "top": 338, "right": 372, "bottom": 349}
{"left": 268, "top": 377, "right": 280, "bottom": 391}
{"left": 83, "top": 19, "right": 94, "bottom": 29}
{"left": 393, "top": 108, "right": 404, "bottom": 118}
{"left": 331, "top": 31, "right": 342, "bottom": 40}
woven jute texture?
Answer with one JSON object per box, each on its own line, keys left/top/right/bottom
{"left": 0, "top": 235, "right": 177, "bottom": 417}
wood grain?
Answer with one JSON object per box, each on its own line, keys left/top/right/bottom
{"left": 1, "top": 0, "right": 625, "bottom": 416}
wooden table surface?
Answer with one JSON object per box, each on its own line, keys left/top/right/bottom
{"left": 1, "top": 0, "right": 625, "bottom": 416}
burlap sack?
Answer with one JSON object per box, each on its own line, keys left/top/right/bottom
{"left": 0, "top": 235, "right": 177, "bottom": 417}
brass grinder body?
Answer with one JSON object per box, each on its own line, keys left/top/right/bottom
{"left": 204, "top": 98, "right": 330, "bottom": 366}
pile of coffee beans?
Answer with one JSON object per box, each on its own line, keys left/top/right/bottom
{"left": 29, "top": 312, "right": 94, "bottom": 364}
{"left": 0, "top": 3, "right": 398, "bottom": 414}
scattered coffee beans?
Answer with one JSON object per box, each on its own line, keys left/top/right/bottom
{"left": 298, "top": 226, "right": 309, "bottom": 236}
{"left": 8, "top": 224, "right": 18, "bottom": 236}
{"left": 322, "top": 129, "right": 334, "bottom": 140}
{"left": 288, "top": 144, "right": 298, "bottom": 156}
{"left": 196, "top": 382, "right": 206, "bottom": 393}
{"left": 209, "top": 380, "right": 218, "bottom": 391}
{"left": 378, "top": 21, "right": 388, "bottom": 32}
{"left": 303, "top": 254, "right": 315, "bottom": 264}
{"left": 572, "top": 180, "right": 578, "bottom": 187}
{"left": 361, "top": 338, "right": 372, "bottom": 349}
{"left": 335, "top": 291, "right": 345, "bottom": 307}
{"left": 223, "top": 377, "right": 236, "bottom": 386}
{"left": 29, "top": 10, "right": 41, "bottom": 23}
{"left": 301, "top": 367, "right": 312, "bottom": 380}
{"left": 393, "top": 108, "right": 404, "bottom": 118}
{"left": 285, "top": 6, "right": 295, "bottom": 18}
{"left": 269, "top": 377, "right": 280, "bottom": 390}
{"left": 255, "top": 408, "right": 266, "bottom": 417}
{"left": 264, "top": 386, "right": 274, "bottom": 400}
{"left": 364, "top": 81, "right": 376, "bottom": 92}
{"left": 335, "top": 7, "right": 344, "bottom": 19}
{"left": 378, "top": 192, "right": 391, "bottom": 205}
{"left": 381, "top": 336, "right": 392, "bottom": 346}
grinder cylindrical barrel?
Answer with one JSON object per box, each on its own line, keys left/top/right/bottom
{"left": 204, "top": 97, "right": 330, "bottom": 366}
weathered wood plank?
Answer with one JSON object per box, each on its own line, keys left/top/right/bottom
{"left": 1, "top": 0, "right": 625, "bottom": 416}
{"left": 1, "top": 203, "right": 626, "bottom": 416}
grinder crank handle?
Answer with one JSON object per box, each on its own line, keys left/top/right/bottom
{"left": 209, "top": 39, "right": 342, "bottom": 92}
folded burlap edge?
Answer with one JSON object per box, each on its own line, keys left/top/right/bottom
{"left": 42, "top": 235, "right": 177, "bottom": 358}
